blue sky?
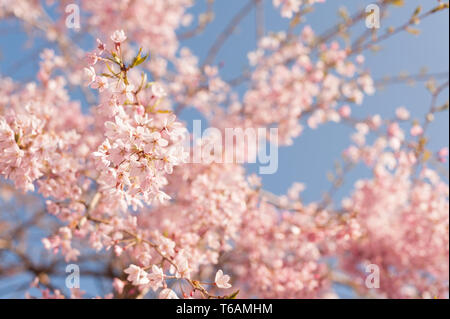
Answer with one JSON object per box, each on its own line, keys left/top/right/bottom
{"left": 0, "top": 0, "right": 448, "bottom": 298}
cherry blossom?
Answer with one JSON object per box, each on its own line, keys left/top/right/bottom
{"left": 110, "top": 29, "right": 127, "bottom": 44}
{"left": 0, "top": 1, "right": 448, "bottom": 301}
{"left": 124, "top": 265, "right": 150, "bottom": 286}
{"left": 159, "top": 288, "right": 179, "bottom": 299}
{"left": 215, "top": 270, "right": 232, "bottom": 289}
{"left": 147, "top": 265, "right": 165, "bottom": 291}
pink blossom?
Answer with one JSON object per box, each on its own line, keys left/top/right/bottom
{"left": 338, "top": 105, "right": 351, "bottom": 118}
{"left": 287, "top": 182, "right": 305, "bottom": 200}
{"left": 273, "top": 0, "right": 301, "bottom": 18}
{"left": 147, "top": 265, "right": 164, "bottom": 291}
{"left": 110, "top": 29, "right": 127, "bottom": 44}
{"left": 96, "top": 38, "right": 105, "bottom": 54}
{"left": 83, "top": 67, "right": 96, "bottom": 86}
{"left": 124, "top": 265, "right": 150, "bottom": 286}
{"left": 438, "top": 147, "right": 448, "bottom": 163}
{"left": 91, "top": 76, "right": 109, "bottom": 92}
{"left": 410, "top": 124, "right": 423, "bottom": 136}
{"left": 215, "top": 269, "right": 232, "bottom": 289}
{"left": 0, "top": 2, "right": 447, "bottom": 301}
{"left": 113, "top": 278, "right": 125, "bottom": 294}
{"left": 396, "top": 107, "right": 410, "bottom": 121}
{"left": 159, "top": 288, "right": 179, "bottom": 299}
{"left": 438, "top": 147, "right": 449, "bottom": 157}
{"left": 151, "top": 83, "right": 167, "bottom": 98}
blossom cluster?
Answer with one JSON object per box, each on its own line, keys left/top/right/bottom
{"left": 216, "top": 29, "right": 374, "bottom": 145}
{"left": 0, "top": 0, "right": 448, "bottom": 300}
{"left": 273, "top": 0, "right": 325, "bottom": 19}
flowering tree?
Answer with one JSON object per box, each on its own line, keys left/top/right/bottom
{"left": 0, "top": 0, "right": 448, "bottom": 299}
